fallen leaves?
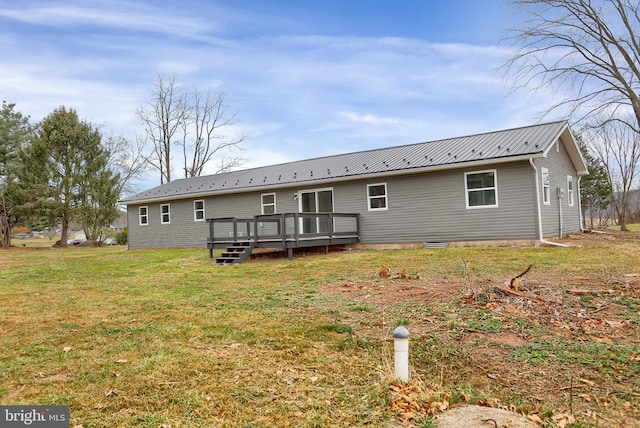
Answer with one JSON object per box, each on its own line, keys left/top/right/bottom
{"left": 389, "top": 383, "right": 458, "bottom": 422}
{"left": 551, "top": 413, "right": 576, "bottom": 428}
{"left": 388, "top": 382, "right": 436, "bottom": 421}
{"left": 526, "top": 414, "right": 544, "bottom": 424}
{"left": 388, "top": 382, "right": 552, "bottom": 426}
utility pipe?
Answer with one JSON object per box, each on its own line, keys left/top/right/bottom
{"left": 529, "top": 159, "right": 571, "bottom": 248}
{"left": 392, "top": 326, "right": 410, "bottom": 382}
{"left": 558, "top": 188, "right": 563, "bottom": 239}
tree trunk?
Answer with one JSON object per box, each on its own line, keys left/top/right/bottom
{"left": 0, "top": 211, "right": 10, "bottom": 247}
{"left": 619, "top": 214, "right": 629, "bottom": 231}
{"left": 59, "top": 220, "right": 69, "bottom": 247}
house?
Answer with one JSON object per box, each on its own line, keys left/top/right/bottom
{"left": 120, "top": 121, "right": 588, "bottom": 255}
{"left": 109, "top": 210, "right": 128, "bottom": 234}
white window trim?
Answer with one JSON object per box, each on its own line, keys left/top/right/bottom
{"left": 542, "top": 167, "right": 550, "bottom": 205}
{"left": 464, "top": 169, "right": 498, "bottom": 209}
{"left": 194, "top": 199, "right": 205, "bottom": 222}
{"left": 139, "top": 206, "right": 148, "bottom": 226}
{"left": 261, "top": 193, "right": 277, "bottom": 214}
{"left": 567, "top": 175, "right": 574, "bottom": 207}
{"left": 160, "top": 203, "right": 171, "bottom": 224}
{"left": 367, "top": 183, "right": 388, "bottom": 211}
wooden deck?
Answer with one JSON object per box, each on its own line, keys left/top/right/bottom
{"left": 207, "top": 212, "right": 360, "bottom": 263}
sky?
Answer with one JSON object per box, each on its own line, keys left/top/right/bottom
{"left": 0, "top": 0, "right": 569, "bottom": 193}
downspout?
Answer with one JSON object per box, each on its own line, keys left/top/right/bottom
{"left": 529, "top": 159, "right": 570, "bottom": 247}
{"left": 558, "top": 189, "right": 563, "bottom": 239}
{"left": 577, "top": 176, "right": 586, "bottom": 232}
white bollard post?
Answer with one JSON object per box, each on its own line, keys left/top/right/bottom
{"left": 392, "top": 326, "right": 410, "bottom": 382}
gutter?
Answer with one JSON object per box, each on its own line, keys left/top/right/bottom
{"left": 577, "top": 176, "right": 586, "bottom": 232}
{"left": 529, "top": 159, "right": 571, "bottom": 247}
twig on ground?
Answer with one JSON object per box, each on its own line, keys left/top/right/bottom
{"left": 494, "top": 286, "right": 543, "bottom": 302}
{"left": 510, "top": 264, "right": 532, "bottom": 292}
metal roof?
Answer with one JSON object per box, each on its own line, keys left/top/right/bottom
{"left": 121, "top": 121, "right": 581, "bottom": 204}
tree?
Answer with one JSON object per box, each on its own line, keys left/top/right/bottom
{"left": 102, "top": 133, "right": 148, "bottom": 198}
{"left": 77, "top": 158, "right": 121, "bottom": 242}
{"left": 0, "top": 101, "right": 32, "bottom": 247}
{"left": 583, "top": 118, "right": 640, "bottom": 230}
{"left": 178, "top": 88, "right": 246, "bottom": 177}
{"left": 578, "top": 137, "right": 613, "bottom": 228}
{"left": 505, "top": 0, "right": 640, "bottom": 230}
{"left": 137, "top": 74, "right": 245, "bottom": 184}
{"left": 16, "top": 106, "right": 118, "bottom": 247}
{"left": 504, "top": 0, "right": 640, "bottom": 132}
{"left": 137, "top": 74, "right": 185, "bottom": 184}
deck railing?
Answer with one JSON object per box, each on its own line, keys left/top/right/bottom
{"left": 207, "top": 212, "right": 360, "bottom": 248}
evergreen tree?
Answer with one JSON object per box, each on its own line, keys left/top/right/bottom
{"left": 578, "top": 138, "right": 612, "bottom": 229}
{"left": 16, "top": 106, "right": 118, "bottom": 246}
{"left": 77, "top": 160, "right": 120, "bottom": 242}
{"left": 0, "top": 102, "right": 32, "bottom": 247}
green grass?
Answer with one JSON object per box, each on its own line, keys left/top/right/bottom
{"left": 608, "top": 222, "right": 640, "bottom": 232}
{"left": 1, "top": 236, "right": 639, "bottom": 426}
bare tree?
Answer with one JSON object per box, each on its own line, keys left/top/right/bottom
{"left": 584, "top": 117, "right": 640, "bottom": 230}
{"left": 179, "top": 89, "right": 246, "bottom": 177}
{"left": 137, "top": 74, "right": 186, "bottom": 184}
{"left": 102, "top": 133, "right": 148, "bottom": 197}
{"left": 504, "top": 0, "right": 640, "bottom": 132}
{"left": 137, "top": 74, "right": 245, "bottom": 184}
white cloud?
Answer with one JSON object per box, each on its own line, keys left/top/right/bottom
{"left": 0, "top": 1, "right": 567, "bottom": 190}
{"left": 339, "top": 112, "right": 402, "bottom": 126}
{"left": 0, "top": 1, "right": 214, "bottom": 38}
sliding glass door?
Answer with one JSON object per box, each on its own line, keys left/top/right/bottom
{"left": 299, "top": 189, "right": 333, "bottom": 234}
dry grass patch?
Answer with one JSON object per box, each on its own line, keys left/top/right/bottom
{"left": 1, "top": 231, "right": 639, "bottom": 427}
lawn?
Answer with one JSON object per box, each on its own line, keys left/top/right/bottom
{"left": 1, "top": 231, "right": 639, "bottom": 427}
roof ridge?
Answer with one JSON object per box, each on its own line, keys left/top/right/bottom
{"left": 183, "top": 120, "right": 568, "bottom": 181}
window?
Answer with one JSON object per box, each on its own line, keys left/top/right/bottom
{"left": 367, "top": 183, "right": 388, "bottom": 211}
{"left": 160, "top": 204, "right": 170, "bottom": 224}
{"left": 465, "top": 170, "right": 498, "bottom": 208}
{"left": 139, "top": 206, "right": 148, "bottom": 226}
{"left": 194, "top": 200, "right": 205, "bottom": 221}
{"left": 542, "top": 168, "right": 550, "bottom": 205}
{"left": 261, "top": 193, "right": 276, "bottom": 214}
{"left": 567, "top": 175, "right": 574, "bottom": 206}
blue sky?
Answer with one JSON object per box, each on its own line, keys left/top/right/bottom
{"left": 0, "top": 0, "right": 567, "bottom": 191}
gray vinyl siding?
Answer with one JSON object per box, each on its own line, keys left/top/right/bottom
{"left": 128, "top": 200, "right": 208, "bottom": 249}
{"left": 126, "top": 158, "right": 582, "bottom": 249}
{"left": 535, "top": 137, "right": 582, "bottom": 238}
{"left": 334, "top": 161, "right": 537, "bottom": 243}
{"left": 127, "top": 160, "right": 539, "bottom": 249}
{"left": 127, "top": 190, "right": 301, "bottom": 249}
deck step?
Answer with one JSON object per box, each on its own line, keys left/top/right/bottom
{"left": 215, "top": 242, "right": 255, "bottom": 265}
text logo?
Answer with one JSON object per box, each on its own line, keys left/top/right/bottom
{"left": 1, "top": 406, "right": 69, "bottom": 427}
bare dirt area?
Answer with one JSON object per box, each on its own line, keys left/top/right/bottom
{"left": 321, "top": 231, "right": 640, "bottom": 427}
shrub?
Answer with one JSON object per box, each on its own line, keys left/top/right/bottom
{"left": 116, "top": 228, "right": 128, "bottom": 245}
